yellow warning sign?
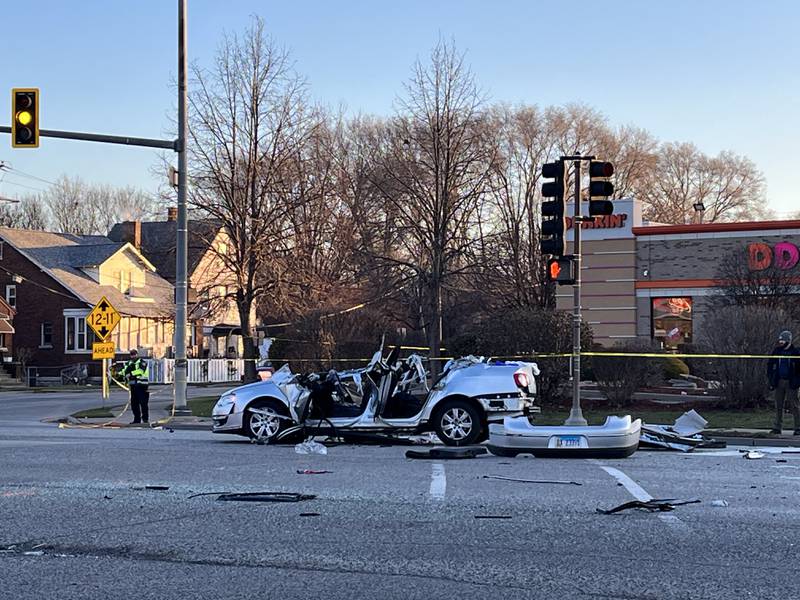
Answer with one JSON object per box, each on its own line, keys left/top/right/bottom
{"left": 92, "top": 341, "right": 116, "bottom": 360}
{"left": 87, "top": 296, "right": 120, "bottom": 341}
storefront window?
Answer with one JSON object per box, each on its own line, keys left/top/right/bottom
{"left": 652, "top": 297, "right": 692, "bottom": 349}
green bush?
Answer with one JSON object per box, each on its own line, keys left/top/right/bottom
{"left": 662, "top": 357, "right": 690, "bottom": 380}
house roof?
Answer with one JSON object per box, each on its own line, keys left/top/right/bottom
{"left": 0, "top": 227, "right": 174, "bottom": 318}
{"left": 108, "top": 219, "right": 221, "bottom": 282}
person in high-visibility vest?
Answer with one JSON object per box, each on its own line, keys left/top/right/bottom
{"left": 122, "top": 349, "right": 150, "bottom": 424}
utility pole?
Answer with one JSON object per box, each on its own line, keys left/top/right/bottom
{"left": 564, "top": 158, "right": 587, "bottom": 426}
{"left": 172, "top": 0, "right": 191, "bottom": 415}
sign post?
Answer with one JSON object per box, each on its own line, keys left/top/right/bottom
{"left": 87, "top": 296, "right": 121, "bottom": 403}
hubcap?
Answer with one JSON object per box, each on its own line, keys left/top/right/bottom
{"left": 250, "top": 408, "right": 281, "bottom": 439}
{"left": 441, "top": 407, "right": 473, "bottom": 441}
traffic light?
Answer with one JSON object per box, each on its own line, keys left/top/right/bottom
{"left": 11, "top": 88, "right": 39, "bottom": 148}
{"left": 546, "top": 256, "right": 576, "bottom": 285}
{"left": 588, "top": 160, "right": 614, "bottom": 217}
{"left": 540, "top": 160, "right": 567, "bottom": 256}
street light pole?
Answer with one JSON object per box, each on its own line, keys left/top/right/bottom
{"left": 173, "top": 0, "right": 190, "bottom": 415}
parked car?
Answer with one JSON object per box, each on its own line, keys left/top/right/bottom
{"left": 211, "top": 346, "right": 540, "bottom": 446}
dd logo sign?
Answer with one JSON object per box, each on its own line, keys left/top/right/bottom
{"left": 748, "top": 242, "right": 800, "bottom": 271}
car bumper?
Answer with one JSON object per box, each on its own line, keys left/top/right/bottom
{"left": 478, "top": 394, "right": 539, "bottom": 422}
{"left": 212, "top": 410, "right": 244, "bottom": 433}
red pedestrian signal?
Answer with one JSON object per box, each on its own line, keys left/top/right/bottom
{"left": 546, "top": 257, "right": 575, "bottom": 285}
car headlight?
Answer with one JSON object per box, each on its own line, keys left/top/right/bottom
{"left": 214, "top": 393, "right": 237, "bottom": 413}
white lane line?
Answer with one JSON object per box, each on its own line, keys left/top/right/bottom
{"left": 429, "top": 463, "right": 446, "bottom": 501}
{"left": 597, "top": 465, "right": 688, "bottom": 529}
{"left": 599, "top": 466, "right": 651, "bottom": 501}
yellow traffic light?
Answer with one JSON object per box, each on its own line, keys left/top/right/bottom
{"left": 11, "top": 88, "right": 39, "bottom": 148}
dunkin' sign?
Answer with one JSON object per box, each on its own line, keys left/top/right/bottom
{"left": 748, "top": 242, "right": 800, "bottom": 271}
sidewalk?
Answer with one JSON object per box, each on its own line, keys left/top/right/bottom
{"left": 705, "top": 428, "right": 800, "bottom": 448}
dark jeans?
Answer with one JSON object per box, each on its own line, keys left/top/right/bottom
{"left": 130, "top": 383, "right": 150, "bottom": 423}
{"left": 773, "top": 379, "right": 800, "bottom": 431}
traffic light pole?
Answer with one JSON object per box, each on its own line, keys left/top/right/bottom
{"left": 565, "top": 158, "right": 587, "bottom": 426}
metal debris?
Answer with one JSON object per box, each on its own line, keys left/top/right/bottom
{"left": 597, "top": 498, "right": 701, "bottom": 515}
{"left": 216, "top": 492, "right": 316, "bottom": 503}
{"left": 474, "top": 515, "right": 513, "bottom": 519}
{"left": 710, "top": 499, "right": 729, "bottom": 507}
{"left": 297, "top": 469, "right": 331, "bottom": 475}
{"left": 640, "top": 410, "right": 726, "bottom": 452}
{"left": 743, "top": 450, "right": 765, "bottom": 460}
{"left": 405, "top": 446, "right": 488, "bottom": 460}
{"left": 482, "top": 475, "right": 582, "bottom": 486}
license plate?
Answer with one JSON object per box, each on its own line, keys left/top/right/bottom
{"left": 555, "top": 435, "right": 582, "bottom": 448}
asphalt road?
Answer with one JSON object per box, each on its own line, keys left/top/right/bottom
{"left": 1, "top": 400, "right": 799, "bottom": 599}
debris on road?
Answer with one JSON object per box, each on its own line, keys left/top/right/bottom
{"left": 295, "top": 440, "right": 328, "bottom": 455}
{"left": 710, "top": 499, "right": 729, "bottom": 507}
{"left": 299, "top": 512, "right": 320, "bottom": 517}
{"left": 743, "top": 450, "right": 765, "bottom": 460}
{"left": 596, "top": 498, "right": 701, "bottom": 515}
{"left": 640, "top": 410, "right": 726, "bottom": 452}
{"left": 216, "top": 492, "right": 316, "bottom": 503}
{"left": 297, "top": 469, "right": 331, "bottom": 475}
{"left": 482, "top": 475, "right": 582, "bottom": 486}
{"left": 474, "top": 515, "right": 513, "bottom": 519}
{"left": 405, "top": 446, "right": 488, "bottom": 460}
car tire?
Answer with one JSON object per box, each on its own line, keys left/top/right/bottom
{"left": 487, "top": 445, "right": 519, "bottom": 458}
{"left": 242, "top": 399, "right": 288, "bottom": 442}
{"left": 433, "top": 399, "right": 484, "bottom": 446}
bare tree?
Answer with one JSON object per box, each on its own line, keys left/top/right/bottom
{"left": 715, "top": 248, "right": 800, "bottom": 321}
{"left": 43, "top": 175, "right": 158, "bottom": 235}
{"left": 187, "top": 17, "right": 315, "bottom": 381}
{"left": 0, "top": 194, "right": 48, "bottom": 230}
{"left": 370, "top": 40, "right": 494, "bottom": 373}
{"left": 639, "top": 142, "right": 767, "bottom": 224}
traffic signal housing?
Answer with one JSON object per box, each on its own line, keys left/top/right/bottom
{"left": 546, "top": 256, "right": 576, "bottom": 285}
{"left": 540, "top": 160, "right": 567, "bottom": 257}
{"left": 588, "top": 160, "right": 614, "bottom": 217}
{"left": 12, "top": 88, "right": 39, "bottom": 148}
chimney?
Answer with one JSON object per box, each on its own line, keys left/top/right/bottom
{"left": 167, "top": 207, "right": 178, "bottom": 221}
{"left": 118, "top": 220, "right": 141, "bottom": 250}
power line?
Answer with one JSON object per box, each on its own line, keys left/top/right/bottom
{"left": 1, "top": 165, "right": 57, "bottom": 187}
{"left": 0, "top": 178, "right": 47, "bottom": 193}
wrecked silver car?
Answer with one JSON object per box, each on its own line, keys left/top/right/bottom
{"left": 212, "top": 347, "right": 540, "bottom": 446}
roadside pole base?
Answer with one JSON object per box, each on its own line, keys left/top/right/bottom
{"left": 172, "top": 407, "right": 192, "bottom": 417}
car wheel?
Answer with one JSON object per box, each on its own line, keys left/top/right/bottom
{"left": 434, "top": 399, "right": 483, "bottom": 446}
{"left": 243, "top": 399, "right": 288, "bottom": 442}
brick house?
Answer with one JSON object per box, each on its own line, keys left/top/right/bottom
{"left": 0, "top": 227, "right": 178, "bottom": 368}
{"left": 109, "top": 210, "right": 256, "bottom": 358}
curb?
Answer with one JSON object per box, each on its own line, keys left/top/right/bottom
{"left": 710, "top": 435, "right": 800, "bottom": 448}
{"left": 156, "top": 418, "right": 213, "bottom": 431}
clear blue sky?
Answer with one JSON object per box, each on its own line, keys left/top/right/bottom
{"left": 2, "top": 0, "right": 798, "bottom": 216}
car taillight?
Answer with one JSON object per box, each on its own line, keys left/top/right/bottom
{"left": 514, "top": 372, "right": 529, "bottom": 389}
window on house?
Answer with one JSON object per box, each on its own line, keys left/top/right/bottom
{"left": 65, "top": 316, "right": 94, "bottom": 352}
{"left": 0, "top": 241, "right": 4, "bottom": 260}
{"left": 40, "top": 322, "right": 53, "bottom": 348}
{"left": 5, "top": 284, "right": 16, "bottom": 309}
{"left": 0, "top": 333, "right": 6, "bottom": 350}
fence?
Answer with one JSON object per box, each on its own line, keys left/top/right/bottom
{"left": 25, "top": 358, "right": 246, "bottom": 387}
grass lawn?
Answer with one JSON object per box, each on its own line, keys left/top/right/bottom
{"left": 72, "top": 406, "right": 122, "bottom": 418}
{"left": 187, "top": 396, "right": 219, "bottom": 417}
{"left": 535, "top": 408, "right": 776, "bottom": 430}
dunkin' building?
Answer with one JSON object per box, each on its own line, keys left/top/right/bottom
{"left": 557, "top": 198, "right": 800, "bottom": 348}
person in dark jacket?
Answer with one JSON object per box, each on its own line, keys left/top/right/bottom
{"left": 121, "top": 349, "right": 150, "bottom": 424}
{"left": 766, "top": 330, "right": 800, "bottom": 435}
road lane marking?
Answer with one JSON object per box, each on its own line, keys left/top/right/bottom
{"left": 597, "top": 464, "right": 689, "bottom": 529}
{"left": 429, "top": 463, "right": 446, "bottom": 501}
{"left": 598, "top": 466, "right": 651, "bottom": 502}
